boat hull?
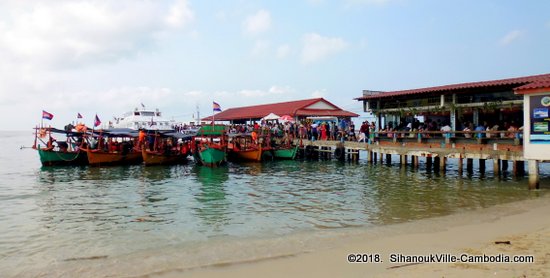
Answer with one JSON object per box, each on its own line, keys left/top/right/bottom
{"left": 142, "top": 148, "right": 188, "bottom": 166}
{"left": 86, "top": 149, "right": 143, "bottom": 166}
{"left": 229, "top": 148, "right": 262, "bottom": 162}
{"left": 273, "top": 146, "right": 298, "bottom": 160}
{"left": 194, "top": 147, "right": 226, "bottom": 167}
{"left": 38, "top": 149, "right": 88, "bottom": 166}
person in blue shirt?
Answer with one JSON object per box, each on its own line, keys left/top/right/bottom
{"left": 474, "top": 121, "right": 487, "bottom": 138}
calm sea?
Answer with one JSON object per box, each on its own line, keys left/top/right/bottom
{"left": 0, "top": 131, "right": 548, "bottom": 277}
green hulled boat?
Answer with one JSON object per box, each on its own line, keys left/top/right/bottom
{"left": 193, "top": 125, "right": 227, "bottom": 167}
{"left": 33, "top": 127, "right": 88, "bottom": 166}
{"left": 194, "top": 146, "right": 226, "bottom": 167}
{"left": 37, "top": 148, "right": 88, "bottom": 166}
{"left": 273, "top": 145, "right": 298, "bottom": 160}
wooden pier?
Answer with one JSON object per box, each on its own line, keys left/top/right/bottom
{"left": 293, "top": 131, "right": 540, "bottom": 189}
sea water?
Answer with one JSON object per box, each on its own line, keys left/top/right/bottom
{"left": 0, "top": 131, "right": 548, "bottom": 277}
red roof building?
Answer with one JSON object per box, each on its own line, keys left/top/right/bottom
{"left": 356, "top": 73, "right": 550, "bottom": 101}
{"left": 355, "top": 73, "right": 550, "bottom": 130}
{"left": 202, "top": 98, "right": 359, "bottom": 122}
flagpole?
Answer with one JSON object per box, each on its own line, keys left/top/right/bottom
{"left": 212, "top": 101, "right": 215, "bottom": 128}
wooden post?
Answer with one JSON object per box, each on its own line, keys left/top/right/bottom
{"left": 439, "top": 156, "right": 446, "bottom": 172}
{"left": 528, "top": 160, "right": 540, "bottom": 190}
{"left": 458, "top": 157, "right": 464, "bottom": 174}
{"left": 502, "top": 160, "right": 508, "bottom": 171}
{"left": 493, "top": 159, "right": 500, "bottom": 176}
{"left": 400, "top": 155, "right": 407, "bottom": 166}
{"left": 434, "top": 156, "right": 440, "bottom": 170}
{"left": 513, "top": 160, "right": 525, "bottom": 176}
{"left": 367, "top": 150, "right": 372, "bottom": 162}
{"left": 413, "top": 155, "right": 419, "bottom": 168}
{"left": 479, "top": 159, "right": 486, "bottom": 173}
{"left": 467, "top": 158, "right": 473, "bottom": 173}
{"left": 386, "top": 154, "right": 392, "bottom": 164}
{"left": 426, "top": 156, "right": 433, "bottom": 169}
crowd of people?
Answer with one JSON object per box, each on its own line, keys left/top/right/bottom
{"left": 378, "top": 118, "right": 522, "bottom": 139}
{"left": 171, "top": 116, "right": 523, "bottom": 144}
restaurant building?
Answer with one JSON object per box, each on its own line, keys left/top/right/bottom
{"left": 355, "top": 73, "right": 550, "bottom": 132}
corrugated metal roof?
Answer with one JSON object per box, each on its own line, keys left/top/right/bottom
{"left": 202, "top": 98, "right": 359, "bottom": 121}
{"left": 356, "top": 73, "right": 550, "bottom": 100}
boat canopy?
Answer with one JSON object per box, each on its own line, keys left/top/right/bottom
{"left": 197, "top": 125, "right": 226, "bottom": 136}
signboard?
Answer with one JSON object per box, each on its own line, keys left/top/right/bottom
{"left": 530, "top": 95, "right": 550, "bottom": 143}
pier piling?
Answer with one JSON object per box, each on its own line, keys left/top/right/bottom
{"left": 528, "top": 160, "right": 540, "bottom": 190}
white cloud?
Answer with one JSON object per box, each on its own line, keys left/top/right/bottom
{"left": 499, "top": 30, "right": 523, "bottom": 46}
{"left": 165, "top": 0, "right": 195, "bottom": 28}
{"left": 243, "top": 9, "right": 271, "bottom": 35}
{"left": 277, "top": 44, "right": 291, "bottom": 59}
{"left": 0, "top": 0, "right": 194, "bottom": 70}
{"left": 300, "top": 33, "right": 349, "bottom": 64}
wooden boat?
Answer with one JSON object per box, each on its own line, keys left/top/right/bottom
{"left": 141, "top": 131, "right": 193, "bottom": 166}
{"left": 83, "top": 128, "right": 142, "bottom": 166}
{"left": 273, "top": 145, "right": 299, "bottom": 160}
{"left": 33, "top": 127, "right": 88, "bottom": 166}
{"left": 227, "top": 133, "right": 272, "bottom": 162}
{"left": 193, "top": 125, "right": 227, "bottom": 167}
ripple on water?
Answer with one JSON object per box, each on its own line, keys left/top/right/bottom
{"left": 0, "top": 132, "right": 549, "bottom": 276}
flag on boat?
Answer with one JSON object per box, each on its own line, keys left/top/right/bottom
{"left": 94, "top": 114, "right": 101, "bottom": 127}
{"left": 77, "top": 113, "right": 83, "bottom": 119}
{"left": 213, "top": 101, "right": 222, "bottom": 112}
{"left": 42, "top": 110, "right": 54, "bottom": 120}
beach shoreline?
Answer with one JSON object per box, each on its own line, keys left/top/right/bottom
{"left": 158, "top": 193, "right": 550, "bottom": 278}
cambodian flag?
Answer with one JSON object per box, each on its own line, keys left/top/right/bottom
{"left": 42, "top": 110, "right": 54, "bottom": 120}
{"left": 77, "top": 113, "right": 83, "bottom": 119}
{"left": 94, "top": 114, "right": 101, "bottom": 127}
{"left": 213, "top": 101, "right": 222, "bottom": 112}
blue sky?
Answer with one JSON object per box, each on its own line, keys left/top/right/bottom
{"left": 0, "top": 0, "right": 549, "bottom": 130}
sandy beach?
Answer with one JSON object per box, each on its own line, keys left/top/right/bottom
{"left": 157, "top": 193, "right": 550, "bottom": 278}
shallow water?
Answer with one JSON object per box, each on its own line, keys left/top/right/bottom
{"left": 0, "top": 131, "right": 548, "bottom": 277}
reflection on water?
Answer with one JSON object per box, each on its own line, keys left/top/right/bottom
{"left": 194, "top": 166, "right": 230, "bottom": 230}
{"left": 1, "top": 131, "right": 549, "bottom": 276}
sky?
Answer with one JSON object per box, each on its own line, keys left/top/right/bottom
{"left": 1, "top": 0, "right": 549, "bottom": 130}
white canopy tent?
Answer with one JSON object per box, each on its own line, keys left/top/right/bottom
{"left": 261, "top": 113, "right": 280, "bottom": 122}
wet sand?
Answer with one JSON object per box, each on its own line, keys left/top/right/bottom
{"left": 167, "top": 193, "right": 550, "bottom": 278}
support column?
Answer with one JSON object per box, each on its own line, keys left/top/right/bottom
{"left": 426, "top": 156, "right": 433, "bottom": 169}
{"left": 400, "top": 155, "right": 407, "bottom": 166}
{"left": 458, "top": 157, "right": 464, "bottom": 175}
{"left": 367, "top": 150, "right": 372, "bottom": 162}
{"left": 386, "top": 154, "right": 392, "bottom": 164}
{"left": 528, "top": 160, "right": 540, "bottom": 190}
{"left": 502, "top": 160, "right": 509, "bottom": 171}
{"left": 493, "top": 159, "right": 501, "bottom": 176}
{"left": 413, "top": 156, "right": 419, "bottom": 168}
{"left": 513, "top": 161, "right": 525, "bottom": 176}
{"left": 439, "top": 157, "right": 446, "bottom": 172}
{"left": 467, "top": 158, "right": 474, "bottom": 173}
{"left": 434, "top": 156, "right": 440, "bottom": 170}
{"left": 479, "top": 159, "right": 486, "bottom": 173}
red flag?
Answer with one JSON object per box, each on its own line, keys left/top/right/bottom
{"left": 94, "top": 114, "right": 101, "bottom": 127}
{"left": 42, "top": 110, "right": 54, "bottom": 120}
